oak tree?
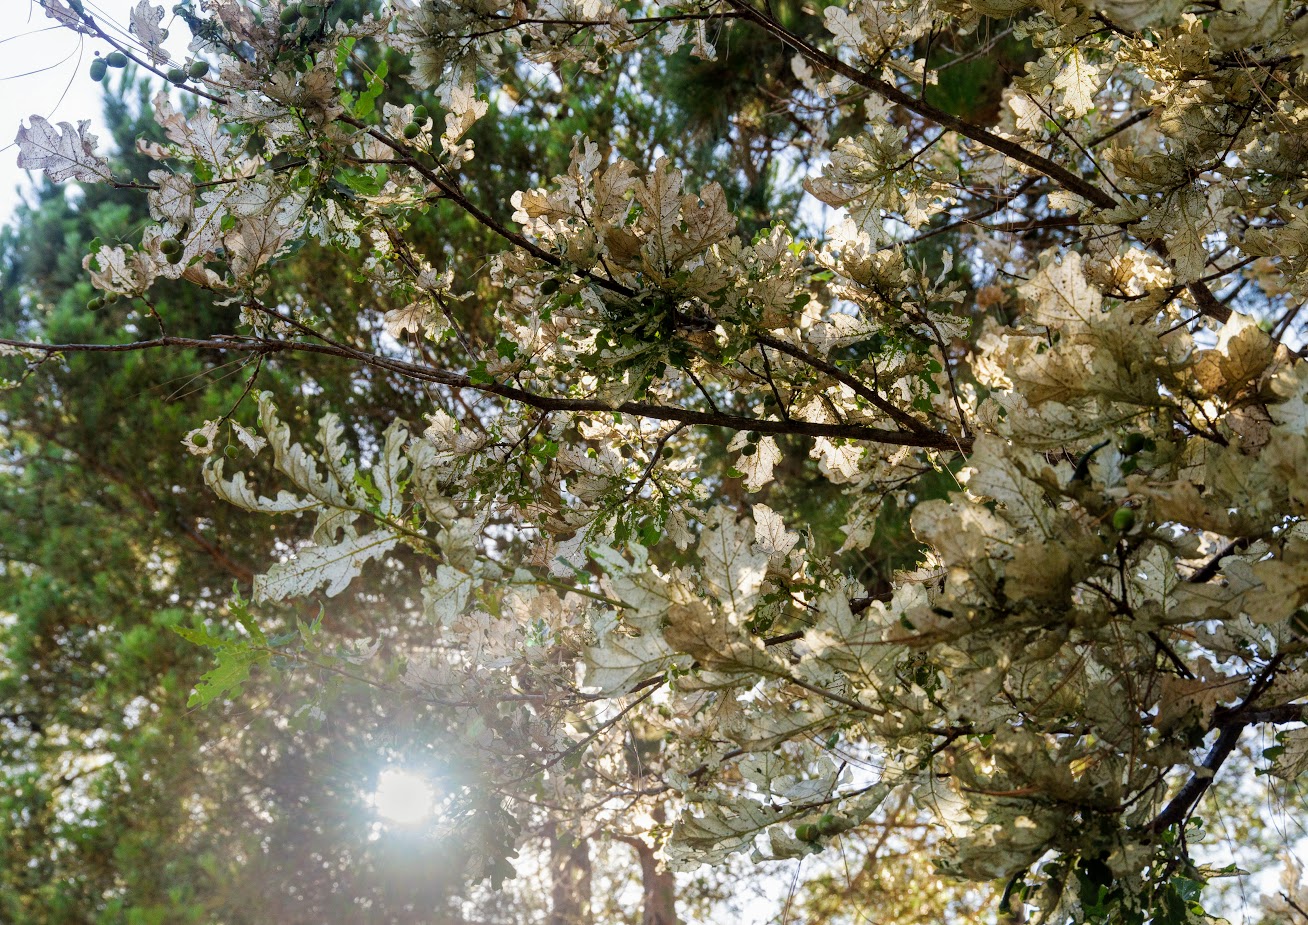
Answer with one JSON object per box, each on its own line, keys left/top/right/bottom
{"left": 11, "top": 0, "right": 1308, "bottom": 920}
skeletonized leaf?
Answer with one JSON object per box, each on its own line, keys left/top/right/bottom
{"left": 753, "top": 504, "right": 799, "bottom": 560}
{"left": 582, "top": 625, "right": 687, "bottom": 695}
{"left": 666, "top": 799, "right": 783, "bottom": 870}
{"left": 737, "top": 436, "right": 782, "bottom": 491}
{"left": 1052, "top": 50, "right": 1102, "bottom": 118}
{"left": 1019, "top": 250, "right": 1102, "bottom": 326}
{"left": 203, "top": 459, "right": 316, "bottom": 513}
{"left": 698, "top": 509, "right": 769, "bottom": 621}
{"left": 16, "top": 116, "right": 113, "bottom": 184}
{"left": 824, "top": 5, "right": 866, "bottom": 47}
{"left": 254, "top": 530, "right": 399, "bottom": 601}
{"left": 129, "top": 1, "right": 170, "bottom": 63}
{"left": 423, "top": 565, "right": 474, "bottom": 626}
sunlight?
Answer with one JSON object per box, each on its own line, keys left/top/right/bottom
{"left": 371, "top": 768, "right": 436, "bottom": 826}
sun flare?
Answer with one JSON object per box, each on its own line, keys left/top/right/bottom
{"left": 372, "top": 769, "right": 436, "bottom": 826}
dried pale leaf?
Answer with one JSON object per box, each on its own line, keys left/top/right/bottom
{"left": 1052, "top": 50, "right": 1101, "bottom": 117}
{"left": 753, "top": 504, "right": 799, "bottom": 560}
{"left": 582, "top": 625, "right": 686, "bottom": 695}
{"left": 16, "top": 116, "right": 113, "bottom": 184}
{"left": 203, "top": 460, "right": 316, "bottom": 513}
{"left": 698, "top": 509, "right": 769, "bottom": 621}
{"left": 254, "top": 530, "right": 399, "bottom": 601}
{"left": 129, "top": 1, "right": 170, "bottom": 63}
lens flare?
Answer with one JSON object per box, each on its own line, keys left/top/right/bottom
{"left": 372, "top": 768, "right": 436, "bottom": 825}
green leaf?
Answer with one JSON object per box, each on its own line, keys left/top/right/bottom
{"left": 171, "top": 624, "right": 230, "bottom": 650}
{"left": 186, "top": 648, "right": 263, "bottom": 708}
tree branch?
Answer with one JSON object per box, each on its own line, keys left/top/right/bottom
{"left": 1, "top": 335, "right": 972, "bottom": 451}
{"left": 756, "top": 333, "right": 933, "bottom": 435}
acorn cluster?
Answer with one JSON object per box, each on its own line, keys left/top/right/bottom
{"left": 402, "top": 105, "right": 429, "bottom": 140}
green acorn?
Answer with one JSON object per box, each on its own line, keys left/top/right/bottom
{"left": 816, "top": 813, "right": 840, "bottom": 836}
{"left": 740, "top": 445, "right": 757, "bottom": 457}
{"left": 795, "top": 823, "right": 820, "bottom": 843}
{"left": 104, "top": 293, "right": 119, "bottom": 304}
{"left": 90, "top": 58, "right": 108, "bottom": 81}
{"left": 87, "top": 296, "right": 105, "bottom": 311}
{"left": 746, "top": 431, "right": 761, "bottom": 444}
{"left": 540, "top": 279, "right": 561, "bottom": 296}
{"left": 105, "top": 51, "right": 129, "bottom": 68}
{"left": 167, "top": 66, "right": 186, "bottom": 84}
{"left": 1111, "top": 507, "right": 1136, "bottom": 532}
{"left": 280, "top": 3, "right": 301, "bottom": 24}
{"left": 412, "top": 105, "right": 429, "bottom": 122}
{"left": 166, "top": 247, "right": 185, "bottom": 265}
{"left": 402, "top": 121, "right": 421, "bottom": 139}
{"left": 188, "top": 59, "right": 210, "bottom": 78}
{"left": 1120, "top": 432, "right": 1147, "bottom": 456}
{"left": 159, "top": 237, "right": 182, "bottom": 256}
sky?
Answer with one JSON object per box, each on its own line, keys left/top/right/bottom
{"left": 1, "top": 0, "right": 192, "bottom": 224}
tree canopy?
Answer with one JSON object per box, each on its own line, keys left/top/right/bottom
{"left": 7, "top": 0, "right": 1308, "bottom": 921}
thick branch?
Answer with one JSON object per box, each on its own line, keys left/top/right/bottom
{"left": 1145, "top": 722, "right": 1242, "bottom": 835}
{"left": 1145, "top": 694, "right": 1304, "bottom": 835}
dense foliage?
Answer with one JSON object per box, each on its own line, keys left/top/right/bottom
{"left": 8, "top": 0, "right": 1308, "bottom": 920}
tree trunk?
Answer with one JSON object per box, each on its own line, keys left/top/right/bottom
{"left": 627, "top": 836, "right": 677, "bottom": 925}
{"left": 547, "top": 822, "right": 593, "bottom": 925}
{"left": 617, "top": 804, "right": 677, "bottom": 925}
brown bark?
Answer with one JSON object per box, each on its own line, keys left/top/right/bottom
{"left": 617, "top": 805, "right": 677, "bottom": 925}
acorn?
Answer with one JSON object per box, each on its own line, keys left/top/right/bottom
{"left": 1120, "top": 432, "right": 1147, "bottom": 456}
{"left": 280, "top": 2, "right": 301, "bottom": 24}
{"left": 90, "top": 58, "right": 108, "bottom": 81}
{"left": 402, "top": 121, "right": 421, "bottom": 139}
{"left": 167, "top": 66, "right": 186, "bottom": 84}
{"left": 188, "top": 59, "right": 210, "bottom": 78}
{"left": 104, "top": 293, "right": 119, "bottom": 304}
{"left": 87, "top": 295, "right": 105, "bottom": 311}
{"left": 166, "top": 247, "right": 185, "bottom": 265}
{"left": 1111, "top": 507, "right": 1136, "bottom": 532}
{"left": 816, "top": 813, "right": 840, "bottom": 836}
{"left": 740, "top": 445, "right": 757, "bottom": 457}
{"left": 105, "top": 51, "right": 128, "bottom": 68}
{"left": 159, "top": 237, "right": 182, "bottom": 256}
{"left": 746, "top": 431, "right": 761, "bottom": 444}
{"left": 795, "top": 823, "right": 820, "bottom": 843}
{"left": 412, "top": 105, "right": 429, "bottom": 122}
